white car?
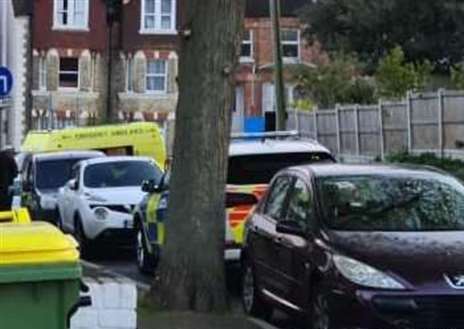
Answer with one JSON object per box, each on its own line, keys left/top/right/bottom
{"left": 57, "top": 156, "right": 163, "bottom": 253}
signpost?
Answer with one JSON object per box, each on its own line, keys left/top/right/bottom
{"left": 0, "top": 66, "right": 13, "bottom": 148}
{"left": 0, "top": 66, "right": 13, "bottom": 97}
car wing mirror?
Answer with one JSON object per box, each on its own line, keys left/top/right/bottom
{"left": 276, "top": 220, "right": 306, "bottom": 237}
{"left": 226, "top": 192, "right": 258, "bottom": 208}
{"left": 67, "top": 179, "right": 77, "bottom": 191}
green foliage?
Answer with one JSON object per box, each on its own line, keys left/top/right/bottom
{"left": 291, "top": 53, "right": 376, "bottom": 108}
{"left": 451, "top": 64, "right": 464, "bottom": 89}
{"left": 386, "top": 152, "right": 464, "bottom": 181}
{"left": 300, "top": 0, "right": 464, "bottom": 71}
{"left": 375, "top": 47, "right": 433, "bottom": 98}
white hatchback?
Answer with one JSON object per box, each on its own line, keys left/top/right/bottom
{"left": 57, "top": 156, "right": 163, "bottom": 252}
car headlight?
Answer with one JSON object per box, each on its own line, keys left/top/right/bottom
{"left": 333, "top": 255, "right": 405, "bottom": 290}
{"left": 40, "top": 195, "right": 57, "bottom": 210}
{"left": 94, "top": 207, "right": 109, "bottom": 220}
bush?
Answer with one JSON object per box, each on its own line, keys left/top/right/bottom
{"left": 386, "top": 152, "right": 464, "bottom": 180}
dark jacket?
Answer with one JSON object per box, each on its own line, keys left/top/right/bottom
{"left": 0, "top": 151, "right": 18, "bottom": 193}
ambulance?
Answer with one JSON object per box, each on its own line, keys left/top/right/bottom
{"left": 21, "top": 122, "right": 167, "bottom": 168}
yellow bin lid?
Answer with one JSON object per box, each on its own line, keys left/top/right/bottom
{"left": 0, "top": 222, "right": 79, "bottom": 266}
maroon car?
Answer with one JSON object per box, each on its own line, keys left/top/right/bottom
{"left": 241, "top": 164, "right": 464, "bottom": 329}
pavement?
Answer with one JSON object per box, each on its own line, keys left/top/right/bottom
{"left": 81, "top": 251, "right": 301, "bottom": 329}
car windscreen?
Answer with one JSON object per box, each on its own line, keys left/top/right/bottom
{"left": 228, "top": 152, "right": 333, "bottom": 185}
{"left": 36, "top": 158, "right": 86, "bottom": 190}
{"left": 318, "top": 174, "right": 464, "bottom": 231}
{"left": 84, "top": 161, "right": 162, "bottom": 188}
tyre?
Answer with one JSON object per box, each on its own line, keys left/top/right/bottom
{"left": 241, "top": 262, "right": 273, "bottom": 320}
{"left": 136, "top": 224, "right": 156, "bottom": 274}
{"left": 74, "top": 215, "right": 91, "bottom": 258}
{"left": 310, "top": 286, "right": 331, "bottom": 329}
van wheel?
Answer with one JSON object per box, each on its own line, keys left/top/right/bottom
{"left": 136, "top": 224, "right": 156, "bottom": 274}
{"left": 74, "top": 216, "right": 90, "bottom": 258}
{"left": 242, "top": 262, "right": 272, "bottom": 320}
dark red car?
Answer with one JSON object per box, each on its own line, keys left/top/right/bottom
{"left": 242, "top": 164, "right": 464, "bottom": 329}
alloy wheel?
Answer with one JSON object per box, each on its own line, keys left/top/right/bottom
{"left": 136, "top": 229, "right": 145, "bottom": 269}
{"left": 312, "top": 293, "right": 330, "bottom": 329}
{"left": 242, "top": 266, "right": 255, "bottom": 314}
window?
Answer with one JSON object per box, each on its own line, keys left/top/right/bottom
{"left": 262, "top": 83, "right": 299, "bottom": 112}
{"left": 39, "top": 57, "right": 47, "bottom": 90}
{"left": 141, "top": 0, "right": 176, "bottom": 33}
{"left": 59, "top": 58, "right": 79, "bottom": 89}
{"left": 146, "top": 59, "right": 167, "bottom": 93}
{"left": 286, "top": 178, "right": 313, "bottom": 231}
{"left": 126, "top": 58, "right": 133, "bottom": 92}
{"left": 281, "top": 29, "right": 300, "bottom": 61}
{"left": 264, "top": 176, "right": 294, "bottom": 220}
{"left": 54, "top": 0, "right": 89, "bottom": 30}
{"left": 240, "top": 30, "right": 253, "bottom": 61}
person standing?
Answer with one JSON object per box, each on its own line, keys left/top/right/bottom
{"left": 0, "top": 146, "right": 18, "bottom": 211}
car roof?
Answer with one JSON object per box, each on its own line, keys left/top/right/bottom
{"left": 34, "top": 150, "right": 105, "bottom": 161}
{"left": 290, "top": 163, "right": 450, "bottom": 178}
{"left": 81, "top": 156, "right": 154, "bottom": 166}
{"left": 229, "top": 139, "right": 331, "bottom": 156}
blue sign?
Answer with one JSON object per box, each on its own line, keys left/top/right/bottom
{"left": 0, "top": 67, "right": 13, "bottom": 97}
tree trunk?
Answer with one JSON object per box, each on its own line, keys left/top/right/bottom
{"left": 152, "top": 0, "right": 245, "bottom": 312}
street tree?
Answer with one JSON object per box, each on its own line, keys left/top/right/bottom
{"left": 300, "top": 0, "right": 464, "bottom": 71}
{"left": 151, "top": 0, "right": 245, "bottom": 312}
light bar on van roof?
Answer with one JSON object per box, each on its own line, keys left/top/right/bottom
{"left": 231, "top": 130, "right": 300, "bottom": 140}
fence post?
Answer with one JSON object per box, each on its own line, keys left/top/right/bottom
{"left": 437, "top": 89, "right": 444, "bottom": 158}
{"left": 378, "top": 100, "right": 385, "bottom": 160}
{"left": 354, "top": 105, "right": 360, "bottom": 156}
{"left": 335, "top": 104, "right": 341, "bottom": 155}
{"left": 406, "top": 91, "right": 413, "bottom": 153}
{"left": 313, "top": 109, "right": 318, "bottom": 141}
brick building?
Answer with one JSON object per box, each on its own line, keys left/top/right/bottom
{"left": 9, "top": 0, "right": 324, "bottom": 137}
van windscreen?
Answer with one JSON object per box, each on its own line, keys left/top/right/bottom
{"left": 36, "top": 158, "right": 86, "bottom": 190}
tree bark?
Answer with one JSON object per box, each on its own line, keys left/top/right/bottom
{"left": 151, "top": 0, "right": 245, "bottom": 312}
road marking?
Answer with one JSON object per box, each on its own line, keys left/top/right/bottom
{"left": 81, "top": 260, "right": 151, "bottom": 292}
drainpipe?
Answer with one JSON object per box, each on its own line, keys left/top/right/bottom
{"left": 106, "top": 14, "right": 114, "bottom": 123}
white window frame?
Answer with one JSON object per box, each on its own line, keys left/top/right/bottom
{"left": 39, "top": 57, "right": 47, "bottom": 90}
{"left": 58, "top": 57, "right": 80, "bottom": 91}
{"left": 140, "top": 0, "right": 177, "bottom": 35}
{"left": 53, "top": 0, "right": 90, "bottom": 31}
{"left": 145, "top": 59, "right": 168, "bottom": 94}
{"left": 281, "top": 29, "right": 300, "bottom": 62}
{"left": 240, "top": 30, "right": 254, "bottom": 63}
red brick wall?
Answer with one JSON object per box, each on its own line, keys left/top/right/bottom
{"left": 33, "top": 0, "right": 108, "bottom": 51}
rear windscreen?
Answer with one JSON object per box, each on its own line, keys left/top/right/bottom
{"left": 227, "top": 152, "right": 334, "bottom": 185}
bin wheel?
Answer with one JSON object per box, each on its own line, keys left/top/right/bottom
{"left": 136, "top": 225, "right": 157, "bottom": 274}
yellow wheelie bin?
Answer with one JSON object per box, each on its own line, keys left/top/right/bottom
{"left": 0, "top": 208, "right": 83, "bottom": 329}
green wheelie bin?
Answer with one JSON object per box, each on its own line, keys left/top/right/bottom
{"left": 0, "top": 217, "right": 82, "bottom": 329}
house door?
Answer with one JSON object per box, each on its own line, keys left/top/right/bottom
{"left": 232, "top": 86, "right": 245, "bottom": 132}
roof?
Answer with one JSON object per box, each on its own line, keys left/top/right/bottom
{"left": 229, "top": 139, "right": 331, "bottom": 156}
{"left": 81, "top": 156, "right": 154, "bottom": 166}
{"left": 246, "top": 0, "right": 308, "bottom": 17}
{"left": 34, "top": 151, "right": 105, "bottom": 161}
{"left": 297, "top": 164, "right": 450, "bottom": 178}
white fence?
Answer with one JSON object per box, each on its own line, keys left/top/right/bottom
{"left": 288, "top": 89, "right": 464, "bottom": 161}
